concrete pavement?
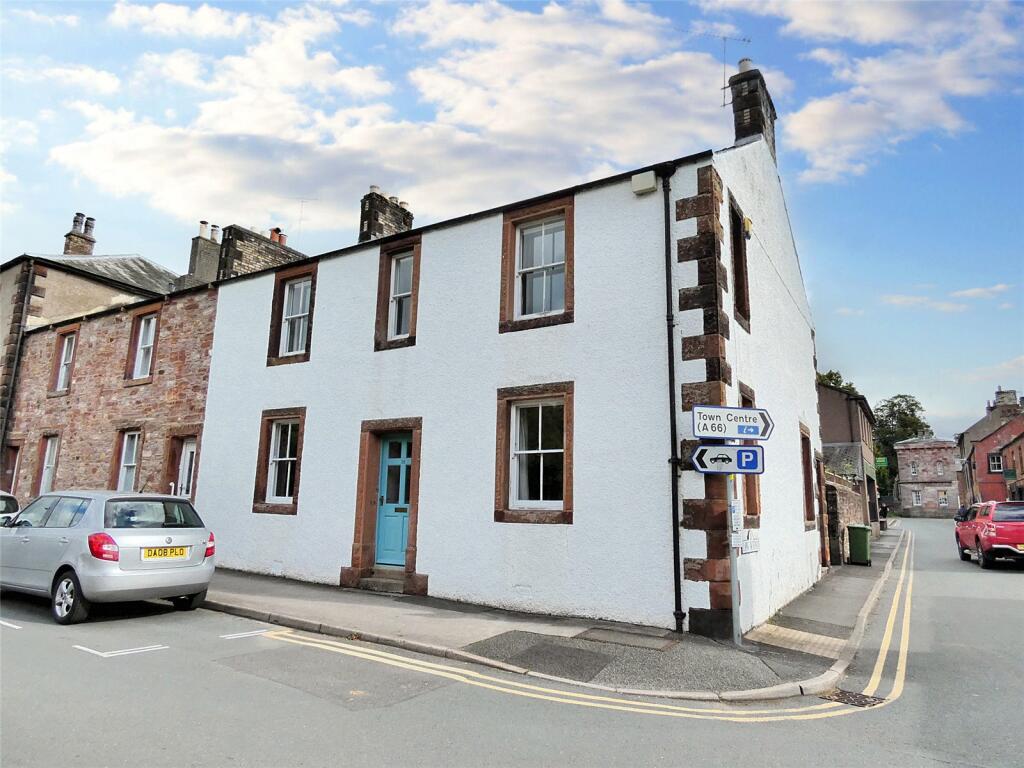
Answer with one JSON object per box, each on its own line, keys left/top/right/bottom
{"left": 2, "top": 519, "right": 1021, "bottom": 767}
{"left": 203, "top": 528, "right": 904, "bottom": 697}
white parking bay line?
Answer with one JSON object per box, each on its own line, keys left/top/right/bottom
{"left": 219, "top": 629, "right": 270, "bottom": 640}
{"left": 73, "top": 644, "right": 168, "bottom": 658}
{"left": 0, "top": 620, "right": 23, "bottom": 630}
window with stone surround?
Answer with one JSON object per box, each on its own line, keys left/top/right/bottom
{"left": 912, "top": 489, "right": 922, "bottom": 506}
{"left": 494, "top": 382, "right": 573, "bottom": 524}
{"left": 740, "top": 384, "right": 761, "bottom": 519}
{"left": 936, "top": 461, "right": 944, "bottom": 476}
{"left": 50, "top": 324, "right": 79, "bottom": 394}
{"left": 115, "top": 431, "right": 142, "bottom": 491}
{"left": 499, "top": 197, "right": 574, "bottom": 334}
{"left": 374, "top": 236, "right": 421, "bottom": 351}
{"left": 988, "top": 453, "right": 1003, "bottom": 473}
{"left": 124, "top": 306, "right": 161, "bottom": 384}
{"left": 729, "top": 196, "right": 751, "bottom": 331}
{"left": 267, "top": 263, "right": 317, "bottom": 366}
{"left": 938, "top": 490, "right": 948, "bottom": 507}
{"left": 800, "top": 424, "right": 815, "bottom": 524}
{"left": 253, "top": 407, "right": 306, "bottom": 515}
{"left": 36, "top": 435, "right": 60, "bottom": 495}
{"left": 910, "top": 461, "right": 919, "bottom": 477}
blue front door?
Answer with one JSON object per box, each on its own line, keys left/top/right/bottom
{"left": 375, "top": 433, "right": 412, "bottom": 567}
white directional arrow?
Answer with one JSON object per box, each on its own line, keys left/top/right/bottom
{"left": 692, "top": 405, "right": 774, "bottom": 441}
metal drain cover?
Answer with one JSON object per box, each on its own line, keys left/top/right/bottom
{"left": 820, "top": 689, "right": 886, "bottom": 708}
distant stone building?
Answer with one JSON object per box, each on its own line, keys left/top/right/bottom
{"left": 174, "top": 222, "right": 308, "bottom": 289}
{"left": 817, "top": 382, "right": 879, "bottom": 543}
{"left": 964, "top": 415, "right": 1024, "bottom": 503}
{"left": 894, "top": 437, "right": 959, "bottom": 516}
{"left": 1001, "top": 431, "right": 1024, "bottom": 501}
{"left": 955, "top": 387, "right": 1023, "bottom": 505}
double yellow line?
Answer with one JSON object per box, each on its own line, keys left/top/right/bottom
{"left": 265, "top": 531, "right": 915, "bottom": 723}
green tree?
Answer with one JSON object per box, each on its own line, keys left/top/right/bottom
{"left": 816, "top": 369, "right": 860, "bottom": 395}
{"left": 873, "top": 394, "right": 933, "bottom": 495}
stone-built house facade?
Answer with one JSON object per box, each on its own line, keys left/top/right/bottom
{"left": 823, "top": 470, "right": 866, "bottom": 565}
{"left": 894, "top": 437, "right": 959, "bottom": 516}
{"left": 196, "top": 60, "right": 824, "bottom": 639}
{"left": 2, "top": 218, "right": 305, "bottom": 498}
{"left": 817, "top": 382, "right": 879, "bottom": 536}
{"left": 1, "top": 213, "right": 179, "bottom": 489}
{"left": 965, "top": 415, "right": 1024, "bottom": 503}
{"left": 1001, "top": 431, "right": 1024, "bottom": 501}
{"left": 4, "top": 288, "right": 217, "bottom": 505}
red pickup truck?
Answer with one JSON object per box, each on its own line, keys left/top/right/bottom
{"left": 955, "top": 502, "right": 1024, "bottom": 568}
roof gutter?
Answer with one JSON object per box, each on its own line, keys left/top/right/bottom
{"left": 656, "top": 162, "right": 686, "bottom": 634}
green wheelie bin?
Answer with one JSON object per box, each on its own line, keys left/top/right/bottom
{"left": 847, "top": 524, "right": 872, "bottom": 566}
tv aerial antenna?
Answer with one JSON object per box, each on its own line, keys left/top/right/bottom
{"left": 697, "top": 32, "right": 751, "bottom": 107}
{"left": 289, "top": 196, "right": 319, "bottom": 240}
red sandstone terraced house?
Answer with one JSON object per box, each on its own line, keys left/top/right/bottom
{"left": 1, "top": 218, "right": 305, "bottom": 503}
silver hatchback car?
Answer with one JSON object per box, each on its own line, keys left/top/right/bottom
{"left": 0, "top": 491, "right": 215, "bottom": 624}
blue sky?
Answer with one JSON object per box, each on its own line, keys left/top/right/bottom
{"left": 1, "top": 1, "right": 1021, "bottom": 437}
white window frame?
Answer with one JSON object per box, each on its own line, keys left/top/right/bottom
{"left": 279, "top": 278, "right": 312, "bottom": 356}
{"left": 509, "top": 399, "right": 564, "bottom": 510}
{"left": 388, "top": 251, "right": 414, "bottom": 340}
{"left": 267, "top": 420, "right": 299, "bottom": 504}
{"left": 988, "top": 454, "right": 1003, "bottom": 473}
{"left": 938, "top": 490, "right": 948, "bottom": 507}
{"left": 910, "top": 461, "right": 918, "bottom": 477}
{"left": 39, "top": 436, "right": 59, "bottom": 494}
{"left": 117, "top": 431, "right": 141, "bottom": 491}
{"left": 514, "top": 216, "right": 566, "bottom": 320}
{"left": 936, "top": 461, "right": 944, "bottom": 476}
{"left": 132, "top": 315, "right": 157, "bottom": 379}
{"left": 911, "top": 489, "right": 922, "bottom": 507}
{"left": 55, "top": 333, "right": 76, "bottom": 391}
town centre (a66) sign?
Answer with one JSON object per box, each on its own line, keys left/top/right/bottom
{"left": 692, "top": 405, "right": 774, "bottom": 440}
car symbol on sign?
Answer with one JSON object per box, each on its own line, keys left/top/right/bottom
{"left": 709, "top": 453, "right": 733, "bottom": 464}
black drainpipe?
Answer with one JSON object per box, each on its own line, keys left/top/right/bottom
{"left": 655, "top": 163, "right": 685, "bottom": 634}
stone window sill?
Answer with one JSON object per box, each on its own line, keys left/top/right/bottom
{"left": 124, "top": 376, "right": 153, "bottom": 388}
{"left": 495, "top": 507, "right": 573, "bottom": 525}
{"left": 253, "top": 501, "right": 297, "bottom": 516}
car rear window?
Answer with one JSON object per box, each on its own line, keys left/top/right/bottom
{"left": 104, "top": 499, "right": 205, "bottom": 529}
{"left": 993, "top": 504, "right": 1024, "bottom": 522}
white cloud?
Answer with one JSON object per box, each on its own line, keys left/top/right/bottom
{"left": 687, "top": 20, "right": 742, "bottom": 39}
{"left": 998, "top": 302, "right": 1014, "bottom": 310}
{"left": 959, "top": 355, "right": 1024, "bottom": 383}
{"left": 0, "top": 118, "right": 39, "bottom": 215}
{"left": 881, "top": 295, "right": 968, "bottom": 313}
{"left": 13, "top": 9, "right": 79, "bottom": 27}
{"left": 835, "top": 307, "right": 864, "bottom": 316}
{"left": 950, "top": 283, "right": 1013, "bottom": 299}
{"left": 108, "top": 1, "right": 255, "bottom": 38}
{"left": 702, "top": 1, "right": 967, "bottom": 46}
{"left": 5, "top": 63, "right": 121, "bottom": 95}
{"left": 703, "top": 1, "right": 1023, "bottom": 182}
{"left": 51, "top": 1, "right": 743, "bottom": 235}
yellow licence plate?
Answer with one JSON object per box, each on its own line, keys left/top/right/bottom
{"left": 1017, "top": 544, "right": 1024, "bottom": 552}
{"left": 142, "top": 546, "right": 188, "bottom": 560}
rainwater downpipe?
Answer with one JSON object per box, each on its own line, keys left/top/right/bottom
{"left": 656, "top": 163, "right": 686, "bottom": 634}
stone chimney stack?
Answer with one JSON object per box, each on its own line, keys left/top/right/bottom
{"left": 728, "top": 58, "right": 778, "bottom": 163}
{"left": 63, "top": 211, "right": 96, "bottom": 255}
{"left": 359, "top": 186, "right": 414, "bottom": 243}
{"left": 186, "top": 219, "right": 221, "bottom": 284}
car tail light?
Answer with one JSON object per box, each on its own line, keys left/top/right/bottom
{"left": 205, "top": 532, "right": 215, "bottom": 558}
{"left": 983, "top": 524, "right": 997, "bottom": 536}
{"left": 88, "top": 532, "right": 119, "bottom": 561}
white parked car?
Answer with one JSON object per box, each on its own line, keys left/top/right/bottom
{"left": 0, "top": 491, "right": 18, "bottom": 525}
{"left": 0, "top": 491, "right": 215, "bottom": 624}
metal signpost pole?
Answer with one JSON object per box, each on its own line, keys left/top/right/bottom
{"left": 726, "top": 439, "right": 742, "bottom": 647}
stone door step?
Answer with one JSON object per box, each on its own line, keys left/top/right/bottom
{"left": 357, "top": 576, "right": 404, "bottom": 593}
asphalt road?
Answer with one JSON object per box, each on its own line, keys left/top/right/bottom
{"left": 2, "top": 519, "right": 1021, "bottom": 768}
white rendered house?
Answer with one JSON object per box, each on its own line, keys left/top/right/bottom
{"left": 196, "top": 61, "right": 822, "bottom": 637}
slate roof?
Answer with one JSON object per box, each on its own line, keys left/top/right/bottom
{"left": 823, "top": 444, "right": 864, "bottom": 478}
{"left": 28, "top": 253, "right": 179, "bottom": 295}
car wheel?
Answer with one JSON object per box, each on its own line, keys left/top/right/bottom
{"left": 957, "top": 536, "right": 970, "bottom": 561}
{"left": 171, "top": 590, "right": 207, "bottom": 611}
{"left": 977, "top": 539, "right": 993, "bottom": 569}
{"left": 52, "top": 571, "right": 90, "bottom": 625}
